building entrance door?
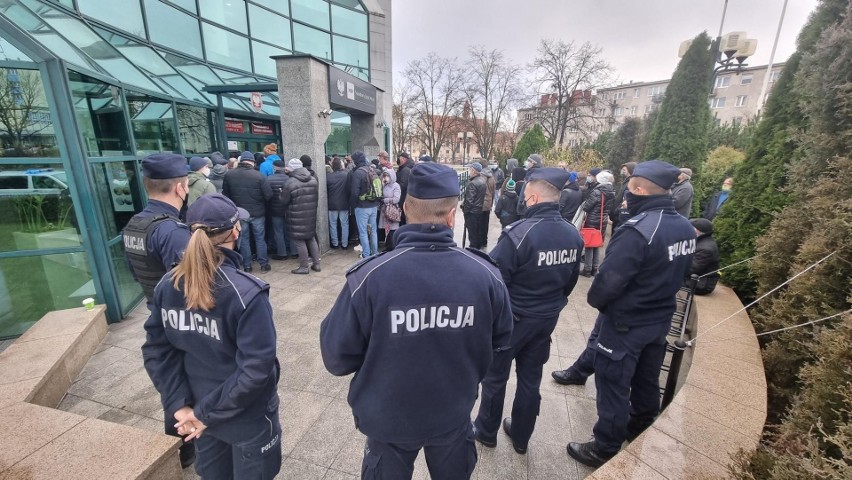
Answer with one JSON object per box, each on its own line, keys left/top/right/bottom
{"left": 223, "top": 117, "right": 280, "bottom": 157}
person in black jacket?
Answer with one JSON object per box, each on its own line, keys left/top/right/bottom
{"left": 396, "top": 152, "right": 413, "bottom": 225}
{"left": 350, "top": 151, "right": 380, "bottom": 257}
{"left": 320, "top": 162, "right": 513, "bottom": 479}
{"left": 222, "top": 151, "right": 273, "bottom": 273}
{"left": 142, "top": 193, "right": 280, "bottom": 479}
{"left": 266, "top": 160, "right": 297, "bottom": 260}
{"left": 281, "top": 158, "right": 320, "bottom": 274}
{"left": 559, "top": 171, "right": 583, "bottom": 221}
{"left": 462, "top": 162, "right": 487, "bottom": 249}
{"left": 688, "top": 218, "right": 720, "bottom": 295}
{"left": 581, "top": 171, "right": 616, "bottom": 277}
{"left": 494, "top": 179, "right": 520, "bottom": 227}
{"left": 702, "top": 177, "right": 733, "bottom": 220}
{"left": 326, "top": 158, "right": 351, "bottom": 249}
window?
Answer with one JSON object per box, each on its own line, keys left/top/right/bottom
{"left": 735, "top": 95, "right": 747, "bottom": 107}
{"left": 167, "top": 0, "right": 197, "bottom": 12}
{"left": 732, "top": 117, "right": 742, "bottom": 126}
{"left": 293, "top": 23, "right": 331, "bottom": 60}
{"left": 740, "top": 74, "right": 753, "bottom": 85}
{"left": 770, "top": 70, "right": 781, "bottom": 82}
{"left": 126, "top": 91, "right": 179, "bottom": 155}
{"left": 711, "top": 97, "right": 726, "bottom": 108}
{"left": 68, "top": 71, "right": 132, "bottom": 156}
{"left": 633, "top": 88, "right": 641, "bottom": 98}
{"left": 144, "top": 0, "right": 203, "bottom": 58}
{"left": 614, "top": 107, "right": 624, "bottom": 116}
{"left": 176, "top": 104, "right": 214, "bottom": 154}
{"left": 648, "top": 85, "right": 664, "bottom": 96}
{"left": 202, "top": 23, "right": 251, "bottom": 71}
{"left": 249, "top": 4, "right": 292, "bottom": 49}
{"left": 331, "top": 4, "right": 368, "bottom": 41}
{"left": 251, "top": 41, "right": 291, "bottom": 77}
{"left": 524, "top": 113, "right": 532, "bottom": 120}
{"left": 613, "top": 91, "right": 625, "bottom": 100}
{"left": 78, "top": 0, "right": 145, "bottom": 37}
{"left": 715, "top": 76, "right": 731, "bottom": 88}
{"left": 333, "top": 35, "right": 368, "bottom": 68}
{"left": 644, "top": 105, "right": 653, "bottom": 115}
{"left": 199, "top": 0, "right": 248, "bottom": 29}
{"left": 0, "top": 68, "right": 59, "bottom": 157}
{"left": 292, "top": 0, "right": 330, "bottom": 30}
{"left": 630, "top": 106, "right": 637, "bottom": 116}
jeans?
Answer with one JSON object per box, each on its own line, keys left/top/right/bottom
{"left": 354, "top": 207, "right": 378, "bottom": 257}
{"left": 328, "top": 210, "right": 349, "bottom": 247}
{"left": 270, "top": 216, "right": 297, "bottom": 256}
{"left": 584, "top": 247, "right": 601, "bottom": 270}
{"left": 240, "top": 216, "right": 268, "bottom": 268}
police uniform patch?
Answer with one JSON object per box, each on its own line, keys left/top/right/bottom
{"left": 345, "top": 252, "right": 385, "bottom": 276}
{"left": 464, "top": 247, "right": 499, "bottom": 267}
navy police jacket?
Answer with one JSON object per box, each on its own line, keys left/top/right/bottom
{"left": 490, "top": 202, "right": 585, "bottom": 320}
{"left": 142, "top": 247, "right": 279, "bottom": 434}
{"left": 320, "top": 223, "right": 514, "bottom": 443}
{"left": 588, "top": 195, "right": 695, "bottom": 327}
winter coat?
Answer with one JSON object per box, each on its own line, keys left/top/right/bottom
{"left": 671, "top": 179, "right": 694, "bottom": 217}
{"left": 494, "top": 190, "right": 519, "bottom": 226}
{"left": 582, "top": 183, "right": 616, "bottom": 233}
{"left": 690, "top": 232, "right": 720, "bottom": 295}
{"left": 265, "top": 171, "right": 290, "bottom": 218}
{"left": 280, "top": 167, "right": 318, "bottom": 240}
{"left": 492, "top": 167, "right": 505, "bottom": 190}
{"left": 349, "top": 159, "right": 380, "bottom": 209}
{"left": 222, "top": 163, "right": 273, "bottom": 218}
{"left": 378, "top": 168, "right": 401, "bottom": 230}
{"left": 463, "top": 174, "right": 486, "bottom": 214}
{"left": 186, "top": 171, "right": 216, "bottom": 206}
{"left": 481, "top": 168, "right": 496, "bottom": 212}
{"left": 702, "top": 190, "right": 729, "bottom": 220}
{"left": 559, "top": 182, "right": 583, "bottom": 220}
{"left": 397, "top": 161, "right": 413, "bottom": 206}
{"left": 326, "top": 169, "right": 351, "bottom": 211}
{"left": 208, "top": 164, "right": 227, "bottom": 193}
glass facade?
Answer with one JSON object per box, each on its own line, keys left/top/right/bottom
{"left": 0, "top": 0, "right": 373, "bottom": 336}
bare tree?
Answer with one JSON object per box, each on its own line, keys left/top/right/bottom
{"left": 0, "top": 69, "right": 51, "bottom": 155}
{"left": 391, "top": 80, "right": 416, "bottom": 155}
{"left": 529, "top": 39, "right": 612, "bottom": 146}
{"left": 463, "top": 46, "right": 525, "bottom": 161}
{"left": 404, "top": 53, "right": 467, "bottom": 158}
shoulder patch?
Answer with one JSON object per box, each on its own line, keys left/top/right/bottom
{"left": 620, "top": 210, "right": 663, "bottom": 243}
{"left": 233, "top": 270, "right": 269, "bottom": 290}
{"left": 505, "top": 218, "right": 540, "bottom": 248}
{"left": 345, "top": 252, "right": 384, "bottom": 276}
{"left": 464, "top": 247, "right": 498, "bottom": 267}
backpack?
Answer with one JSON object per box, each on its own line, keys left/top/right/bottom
{"left": 358, "top": 166, "right": 383, "bottom": 202}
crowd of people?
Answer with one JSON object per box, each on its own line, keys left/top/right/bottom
{"left": 124, "top": 146, "right": 730, "bottom": 479}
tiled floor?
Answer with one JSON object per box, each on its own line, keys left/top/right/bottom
{"left": 58, "top": 210, "right": 599, "bottom": 479}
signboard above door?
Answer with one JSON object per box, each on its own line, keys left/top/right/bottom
{"left": 328, "top": 66, "right": 377, "bottom": 115}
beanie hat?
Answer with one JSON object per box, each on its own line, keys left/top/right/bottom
{"left": 469, "top": 162, "right": 483, "bottom": 172}
{"left": 505, "top": 179, "right": 516, "bottom": 193}
{"left": 287, "top": 158, "right": 303, "bottom": 170}
{"left": 691, "top": 218, "right": 713, "bottom": 235}
{"left": 239, "top": 151, "right": 255, "bottom": 162}
{"left": 568, "top": 171, "right": 578, "bottom": 183}
{"left": 527, "top": 154, "right": 542, "bottom": 167}
{"left": 263, "top": 143, "right": 277, "bottom": 156}
{"left": 300, "top": 154, "right": 312, "bottom": 168}
{"left": 590, "top": 167, "right": 602, "bottom": 177}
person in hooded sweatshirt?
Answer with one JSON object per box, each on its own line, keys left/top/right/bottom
{"left": 259, "top": 153, "right": 281, "bottom": 177}
{"left": 494, "top": 179, "right": 520, "bottom": 227}
{"left": 208, "top": 163, "right": 228, "bottom": 193}
{"left": 187, "top": 156, "right": 216, "bottom": 206}
{"left": 281, "top": 158, "right": 320, "bottom": 274}
{"left": 559, "top": 172, "right": 583, "bottom": 221}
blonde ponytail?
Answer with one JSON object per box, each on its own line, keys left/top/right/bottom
{"left": 172, "top": 226, "right": 229, "bottom": 310}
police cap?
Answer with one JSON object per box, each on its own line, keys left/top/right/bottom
{"left": 407, "top": 163, "right": 460, "bottom": 199}
{"left": 527, "top": 167, "right": 570, "bottom": 191}
{"left": 186, "top": 193, "right": 249, "bottom": 233}
{"left": 419, "top": 154, "right": 433, "bottom": 163}
{"left": 632, "top": 160, "right": 681, "bottom": 189}
{"left": 142, "top": 153, "right": 188, "bottom": 179}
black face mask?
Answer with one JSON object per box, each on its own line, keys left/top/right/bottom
{"left": 624, "top": 191, "right": 642, "bottom": 216}
{"left": 178, "top": 187, "right": 189, "bottom": 222}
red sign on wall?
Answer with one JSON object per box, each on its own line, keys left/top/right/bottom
{"left": 225, "top": 119, "right": 244, "bottom": 134}
{"left": 251, "top": 122, "right": 274, "bottom": 135}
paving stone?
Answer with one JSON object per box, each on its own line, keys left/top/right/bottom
{"left": 280, "top": 456, "right": 329, "bottom": 479}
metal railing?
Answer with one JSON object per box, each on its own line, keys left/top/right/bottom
{"left": 660, "top": 276, "right": 699, "bottom": 408}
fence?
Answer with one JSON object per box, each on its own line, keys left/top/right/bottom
{"left": 660, "top": 276, "right": 699, "bottom": 408}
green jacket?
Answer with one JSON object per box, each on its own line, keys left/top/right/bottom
{"left": 187, "top": 171, "right": 217, "bottom": 206}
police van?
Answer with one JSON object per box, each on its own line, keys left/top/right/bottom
{"left": 0, "top": 168, "right": 69, "bottom": 197}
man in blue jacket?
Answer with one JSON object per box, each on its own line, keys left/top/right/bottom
{"left": 474, "top": 168, "right": 585, "bottom": 455}
{"left": 567, "top": 160, "right": 695, "bottom": 468}
{"left": 320, "top": 162, "right": 514, "bottom": 479}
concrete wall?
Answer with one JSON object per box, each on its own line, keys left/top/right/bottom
{"left": 276, "top": 56, "right": 331, "bottom": 252}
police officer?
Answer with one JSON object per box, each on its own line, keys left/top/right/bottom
{"left": 142, "top": 194, "right": 281, "bottom": 479}
{"left": 122, "top": 153, "right": 195, "bottom": 467}
{"left": 474, "top": 168, "right": 585, "bottom": 454}
{"left": 567, "top": 160, "right": 695, "bottom": 467}
{"left": 320, "top": 162, "right": 514, "bottom": 480}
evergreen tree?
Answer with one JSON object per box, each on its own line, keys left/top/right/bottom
{"left": 512, "top": 124, "right": 549, "bottom": 162}
{"left": 643, "top": 32, "right": 713, "bottom": 172}
{"left": 604, "top": 117, "right": 643, "bottom": 172}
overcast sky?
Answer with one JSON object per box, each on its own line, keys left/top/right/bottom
{"left": 392, "top": 0, "right": 819, "bottom": 87}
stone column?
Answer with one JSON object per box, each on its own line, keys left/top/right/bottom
{"left": 274, "top": 56, "right": 332, "bottom": 253}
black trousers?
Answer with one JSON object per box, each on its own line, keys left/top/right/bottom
{"left": 477, "top": 211, "right": 490, "bottom": 248}
{"left": 463, "top": 212, "right": 481, "bottom": 249}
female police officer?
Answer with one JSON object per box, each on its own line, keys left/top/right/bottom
{"left": 142, "top": 193, "right": 281, "bottom": 479}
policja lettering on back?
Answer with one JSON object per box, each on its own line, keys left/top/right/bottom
{"left": 537, "top": 248, "right": 578, "bottom": 266}
{"left": 160, "top": 308, "right": 221, "bottom": 341}
{"left": 390, "top": 305, "right": 474, "bottom": 334}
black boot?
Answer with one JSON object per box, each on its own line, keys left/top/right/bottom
{"left": 179, "top": 441, "right": 196, "bottom": 469}
{"left": 502, "top": 417, "right": 527, "bottom": 454}
{"left": 567, "top": 441, "right": 615, "bottom": 468}
{"left": 551, "top": 368, "right": 588, "bottom": 385}
{"left": 580, "top": 268, "right": 593, "bottom": 277}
